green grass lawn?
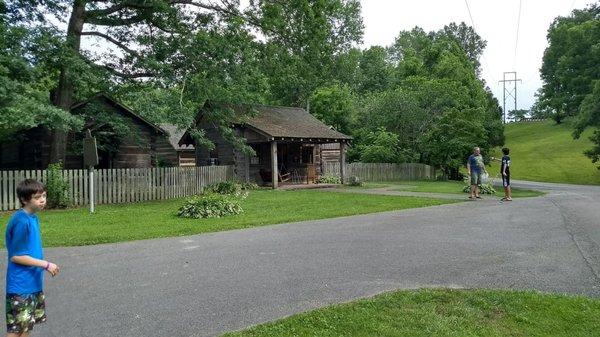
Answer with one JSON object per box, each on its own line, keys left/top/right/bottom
{"left": 347, "top": 181, "right": 544, "bottom": 198}
{"left": 489, "top": 119, "right": 600, "bottom": 185}
{"left": 222, "top": 288, "right": 600, "bottom": 337}
{"left": 0, "top": 189, "right": 454, "bottom": 247}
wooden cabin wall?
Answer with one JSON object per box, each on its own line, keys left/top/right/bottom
{"left": 111, "top": 118, "right": 159, "bottom": 168}
{"left": 153, "top": 135, "right": 179, "bottom": 167}
{"left": 0, "top": 128, "right": 50, "bottom": 170}
{"left": 178, "top": 150, "right": 196, "bottom": 167}
{"left": 193, "top": 120, "right": 235, "bottom": 166}
{"left": 319, "top": 143, "right": 342, "bottom": 164}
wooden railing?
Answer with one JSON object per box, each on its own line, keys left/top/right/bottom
{"left": 0, "top": 165, "right": 235, "bottom": 211}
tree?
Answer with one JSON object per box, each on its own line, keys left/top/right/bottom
{"left": 508, "top": 109, "right": 529, "bottom": 121}
{"left": 438, "top": 22, "right": 487, "bottom": 75}
{"left": 0, "top": 15, "right": 81, "bottom": 141}
{"left": 3, "top": 0, "right": 364, "bottom": 163}
{"left": 538, "top": 4, "right": 600, "bottom": 123}
{"left": 530, "top": 89, "right": 553, "bottom": 119}
{"left": 309, "top": 83, "right": 355, "bottom": 134}
{"left": 574, "top": 80, "right": 600, "bottom": 167}
{"left": 331, "top": 48, "right": 361, "bottom": 90}
{"left": 348, "top": 128, "right": 417, "bottom": 164}
{"left": 351, "top": 25, "right": 503, "bottom": 171}
{"left": 356, "top": 46, "right": 391, "bottom": 94}
{"left": 251, "top": 0, "right": 363, "bottom": 105}
{"left": 423, "top": 109, "right": 486, "bottom": 179}
{"left": 538, "top": 4, "right": 600, "bottom": 166}
{"left": 5, "top": 0, "right": 246, "bottom": 162}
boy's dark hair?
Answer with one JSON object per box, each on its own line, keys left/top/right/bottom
{"left": 502, "top": 147, "right": 510, "bottom": 155}
{"left": 17, "top": 179, "right": 46, "bottom": 207}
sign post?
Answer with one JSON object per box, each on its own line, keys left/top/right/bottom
{"left": 83, "top": 130, "right": 99, "bottom": 213}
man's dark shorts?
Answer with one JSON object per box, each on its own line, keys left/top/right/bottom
{"left": 6, "top": 291, "right": 47, "bottom": 334}
{"left": 502, "top": 174, "right": 511, "bottom": 187}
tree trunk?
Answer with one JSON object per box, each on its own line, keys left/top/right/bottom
{"left": 49, "top": 1, "right": 86, "bottom": 164}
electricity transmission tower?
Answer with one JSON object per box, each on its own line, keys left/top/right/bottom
{"left": 499, "top": 71, "right": 522, "bottom": 123}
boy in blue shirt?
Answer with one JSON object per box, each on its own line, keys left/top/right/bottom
{"left": 5, "top": 179, "right": 59, "bottom": 336}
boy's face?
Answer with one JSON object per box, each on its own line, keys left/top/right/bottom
{"left": 24, "top": 191, "right": 47, "bottom": 212}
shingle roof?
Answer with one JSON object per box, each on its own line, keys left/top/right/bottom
{"left": 244, "top": 105, "right": 352, "bottom": 140}
{"left": 71, "top": 93, "right": 166, "bottom": 134}
{"left": 202, "top": 102, "right": 352, "bottom": 141}
{"left": 160, "top": 123, "right": 195, "bottom": 151}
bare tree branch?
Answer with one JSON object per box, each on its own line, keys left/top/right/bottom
{"left": 81, "top": 31, "right": 139, "bottom": 56}
{"left": 81, "top": 57, "right": 155, "bottom": 79}
{"left": 86, "top": 0, "right": 227, "bottom": 18}
{"left": 86, "top": 14, "right": 149, "bottom": 26}
{"left": 102, "top": 65, "right": 155, "bottom": 79}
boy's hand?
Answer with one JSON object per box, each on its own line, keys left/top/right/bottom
{"left": 46, "top": 262, "right": 60, "bottom": 277}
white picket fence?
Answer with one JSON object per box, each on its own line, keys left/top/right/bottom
{"left": 0, "top": 165, "right": 235, "bottom": 211}
{"left": 323, "top": 162, "right": 435, "bottom": 182}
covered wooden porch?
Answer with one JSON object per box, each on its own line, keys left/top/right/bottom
{"left": 250, "top": 138, "right": 349, "bottom": 189}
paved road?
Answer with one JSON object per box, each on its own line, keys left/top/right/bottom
{"left": 1, "top": 180, "right": 599, "bottom": 337}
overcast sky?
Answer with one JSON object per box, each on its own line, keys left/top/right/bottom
{"left": 360, "top": 0, "right": 597, "bottom": 110}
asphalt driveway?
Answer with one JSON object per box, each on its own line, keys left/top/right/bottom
{"left": 1, "top": 180, "right": 598, "bottom": 337}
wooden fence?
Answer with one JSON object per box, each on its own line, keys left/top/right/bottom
{"left": 0, "top": 165, "right": 235, "bottom": 211}
{"left": 322, "top": 162, "right": 435, "bottom": 182}
{"left": 512, "top": 118, "right": 547, "bottom": 123}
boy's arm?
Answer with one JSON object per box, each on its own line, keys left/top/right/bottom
{"left": 11, "top": 255, "right": 59, "bottom": 276}
{"left": 9, "top": 218, "right": 59, "bottom": 276}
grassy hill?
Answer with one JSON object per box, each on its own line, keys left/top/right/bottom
{"left": 489, "top": 119, "right": 600, "bottom": 185}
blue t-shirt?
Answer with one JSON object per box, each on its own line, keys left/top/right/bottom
{"left": 468, "top": 154, "right": 484, "bottom": 173}
{"left": 5, "top": 209, "right": 44, "bottom": 294}
{"left": 501, "top": 155, "right": 511, "bottom": 175}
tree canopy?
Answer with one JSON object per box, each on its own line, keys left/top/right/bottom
{"left": 1, "top": 1, "right": 502, "bottom": 174}
{"left": 538, "top": 4, "right": 600, "bottom": 167}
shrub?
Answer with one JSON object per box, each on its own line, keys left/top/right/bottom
{"left": 316, "top": 175, "right": 342, "bottom": 184}
{"left": 462, "top": 183, "right": 496, "bottom": 194}
{"left": 348, "top": 176, "right": 363, "bottom": 186}
{"left": 45, "top": 162, "right": 70, "bottom": 209}
{"left": 205, "top": 181, "right": 245, "bottom": 195}
{"left": 177, "top": 192, "right": 243, "bottom": 219}
{"left": 240, "top": 182, "right": 260, "bottom": 190}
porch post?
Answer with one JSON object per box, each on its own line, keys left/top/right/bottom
{"left": 339, "top": 142, "right": 346, "bottom": 184}
{"left": 271, "top": 140, "right": 278, "bottom": 189}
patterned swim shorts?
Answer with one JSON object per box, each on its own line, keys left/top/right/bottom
{"left": 470, "top": 171, "right": 482, "bottom": 186}
{"left": 6, "top": 292, "right": 47, "bottom": 334}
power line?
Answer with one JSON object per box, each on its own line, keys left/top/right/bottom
{"left": 569, "top": 0, "right": 578, "bottom": 13}
{"left": 463, "top": 0, "right": 498, "bottom": 85}
{"left": 513, "top": 0, "right": 522, "bottom": 69}
{"left": 463, "top": 0, "right": 476, "bottom": 29}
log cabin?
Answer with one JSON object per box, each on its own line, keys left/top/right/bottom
{"left": 179, "top": 101, "right": 352, "bottom": 188}
{"left": 0, "top": 93, "right": 179, "bottom": 169}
